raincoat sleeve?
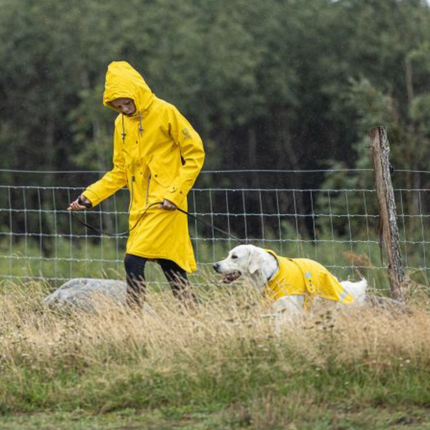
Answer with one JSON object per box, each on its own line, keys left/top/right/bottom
{"left": 163, "top": 105, "right": 205, "bottom": 207}
{"left": 81, "top": 124, "right": 127, "bottom": 207}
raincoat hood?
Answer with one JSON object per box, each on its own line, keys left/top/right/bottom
{"left": 103, "top": 61, "right": 155, "bottom": 113}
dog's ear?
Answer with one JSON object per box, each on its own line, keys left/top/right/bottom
{"left": 248, "top": 248, "right": 263, "bottom": 274}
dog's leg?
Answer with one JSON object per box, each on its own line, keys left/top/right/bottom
{"left": 271, "top": 295, "right": 304, "bottom": 315}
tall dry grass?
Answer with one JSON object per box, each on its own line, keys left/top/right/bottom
{"left": 1, "top": 280, "right": 430, "bottom": 424}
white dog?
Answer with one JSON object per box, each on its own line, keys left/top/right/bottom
{"left": 213, "top": 244, "right": 367, "bottom": 316}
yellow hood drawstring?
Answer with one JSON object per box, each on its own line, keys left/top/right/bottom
{"left": 139, "top": 111, "right": 143, "bottom": 135}
{"left": 121, "top": 114, "right": 126, "bottom": 143}
{"left": 121, "top": 112, "right": 143, "bottom": 143}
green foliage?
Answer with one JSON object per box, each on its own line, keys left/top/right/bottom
{"left": 1, "top": 0, "right": 430, "bottom": 248}
{"left": 1, "top": 0, "right": 429, "bottom": 176}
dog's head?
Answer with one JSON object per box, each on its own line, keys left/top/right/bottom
{"left": 213, "top": 244, "right": 268, "bottom": 284}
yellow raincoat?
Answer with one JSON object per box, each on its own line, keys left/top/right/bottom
{"left": 264, "top": 250, "right": 354, "bottom": 310}
{"left": 82, "top": 61, "right": 205, "bottom": 272}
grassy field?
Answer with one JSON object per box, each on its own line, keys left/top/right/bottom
{"left": 1, "top": 281, "right": 430, "bottom": 429}
{"left": 3, "top": 234, "right": 422, "bottom": 288}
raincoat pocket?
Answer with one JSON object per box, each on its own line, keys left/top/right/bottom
{"left": 147, "top": 158, "right": 175, "bottom": 202}
{"left": 148, "top": 158, "right": 174, "bottom": 188}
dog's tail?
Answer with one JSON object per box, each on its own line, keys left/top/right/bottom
{"left": 340, "top": 278, "right": 367, "bottom": 304}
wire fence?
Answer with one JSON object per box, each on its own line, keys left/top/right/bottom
{"left": 1, "top": 169, "right": 429, "bottom": 290}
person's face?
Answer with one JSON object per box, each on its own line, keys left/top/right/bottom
{"left": 110, "top": 98, "right": 136, "bottom": 116}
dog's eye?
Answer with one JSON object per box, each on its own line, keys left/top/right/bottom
{"left": 231, "top": 255, "right": 238, "bottom": 259}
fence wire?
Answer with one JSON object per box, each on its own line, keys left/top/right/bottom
{"left": 0, "top": 169, "right": 429, "bottom": 290}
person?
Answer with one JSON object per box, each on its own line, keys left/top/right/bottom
{"left": 68, "top": 61, "right": 205, "bottom": 307}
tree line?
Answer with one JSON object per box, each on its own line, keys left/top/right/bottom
{"left": 1, "top": 0, "right": 430, "bottom": 240}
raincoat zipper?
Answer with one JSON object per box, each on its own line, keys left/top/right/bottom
{"left": 146, "top": 174, "right": 151, "bottom": 207}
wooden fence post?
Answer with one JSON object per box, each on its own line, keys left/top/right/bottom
{"left": 368, "top": 126, "right": 405, "bottom": 300}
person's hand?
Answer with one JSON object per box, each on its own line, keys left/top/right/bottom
{"left": 67, "top": 195, "right": 92, "bottom": 211}
{"left": 158, "top": 199, "right": 177, "bottom": 211}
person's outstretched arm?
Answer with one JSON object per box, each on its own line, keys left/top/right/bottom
{"left": 79, "top": 123, "right": 127, "bottom": 208}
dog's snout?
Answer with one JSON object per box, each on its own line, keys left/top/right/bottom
{"left": 213, "top": 262, "right": 220, "bottom": 273}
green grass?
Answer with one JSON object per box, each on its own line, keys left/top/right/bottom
{"left": 3, "top": 406, "right": 430, "bottom": 430}
{"left": 2, "top": 281, "right": 430, "bottom": 429}
{"left": 4, "top": 233, "right": 429, "bottom": 291}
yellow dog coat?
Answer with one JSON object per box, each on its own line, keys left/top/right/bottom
{"left": 263, "top": 250, "right": 354, "bottom": 310}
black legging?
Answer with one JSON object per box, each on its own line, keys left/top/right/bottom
{"left": 124, "top": 253, "right": 196, "bottom": 305}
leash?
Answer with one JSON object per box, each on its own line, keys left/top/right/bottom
{"left": 72, "top": 200, "right": 245, "bottom": 287}
{"left": 72, "top": 201, "right": 161, "bottom": 237}
{"left": 72, "top": 200, "right": 245, "bottom": 243}
{"left": 175, "top": 206, "right": 245, "bottom": 244}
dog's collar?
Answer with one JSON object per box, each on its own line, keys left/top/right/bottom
{"left": 266, "top": 260, "right": 279, "bottom": 282}
{"left": 263, "top": 249, "right": 280, "bottom": 282}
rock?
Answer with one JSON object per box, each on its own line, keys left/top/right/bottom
{"left": 366, "top": 295, "right": 408, "bottom": 314}
{"left": 43, "top": 278, "right": 128, "bottom": 311}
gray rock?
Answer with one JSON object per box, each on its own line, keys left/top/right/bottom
{"left": 43, "top": 278, "right": 128, "bottom": 311}
{"left": 366, "top": 295, "right": 408, "bottom": 314}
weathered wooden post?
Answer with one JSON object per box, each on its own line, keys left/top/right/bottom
{"left": 368, "top": 126, "right": 405, "bottom": 300}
